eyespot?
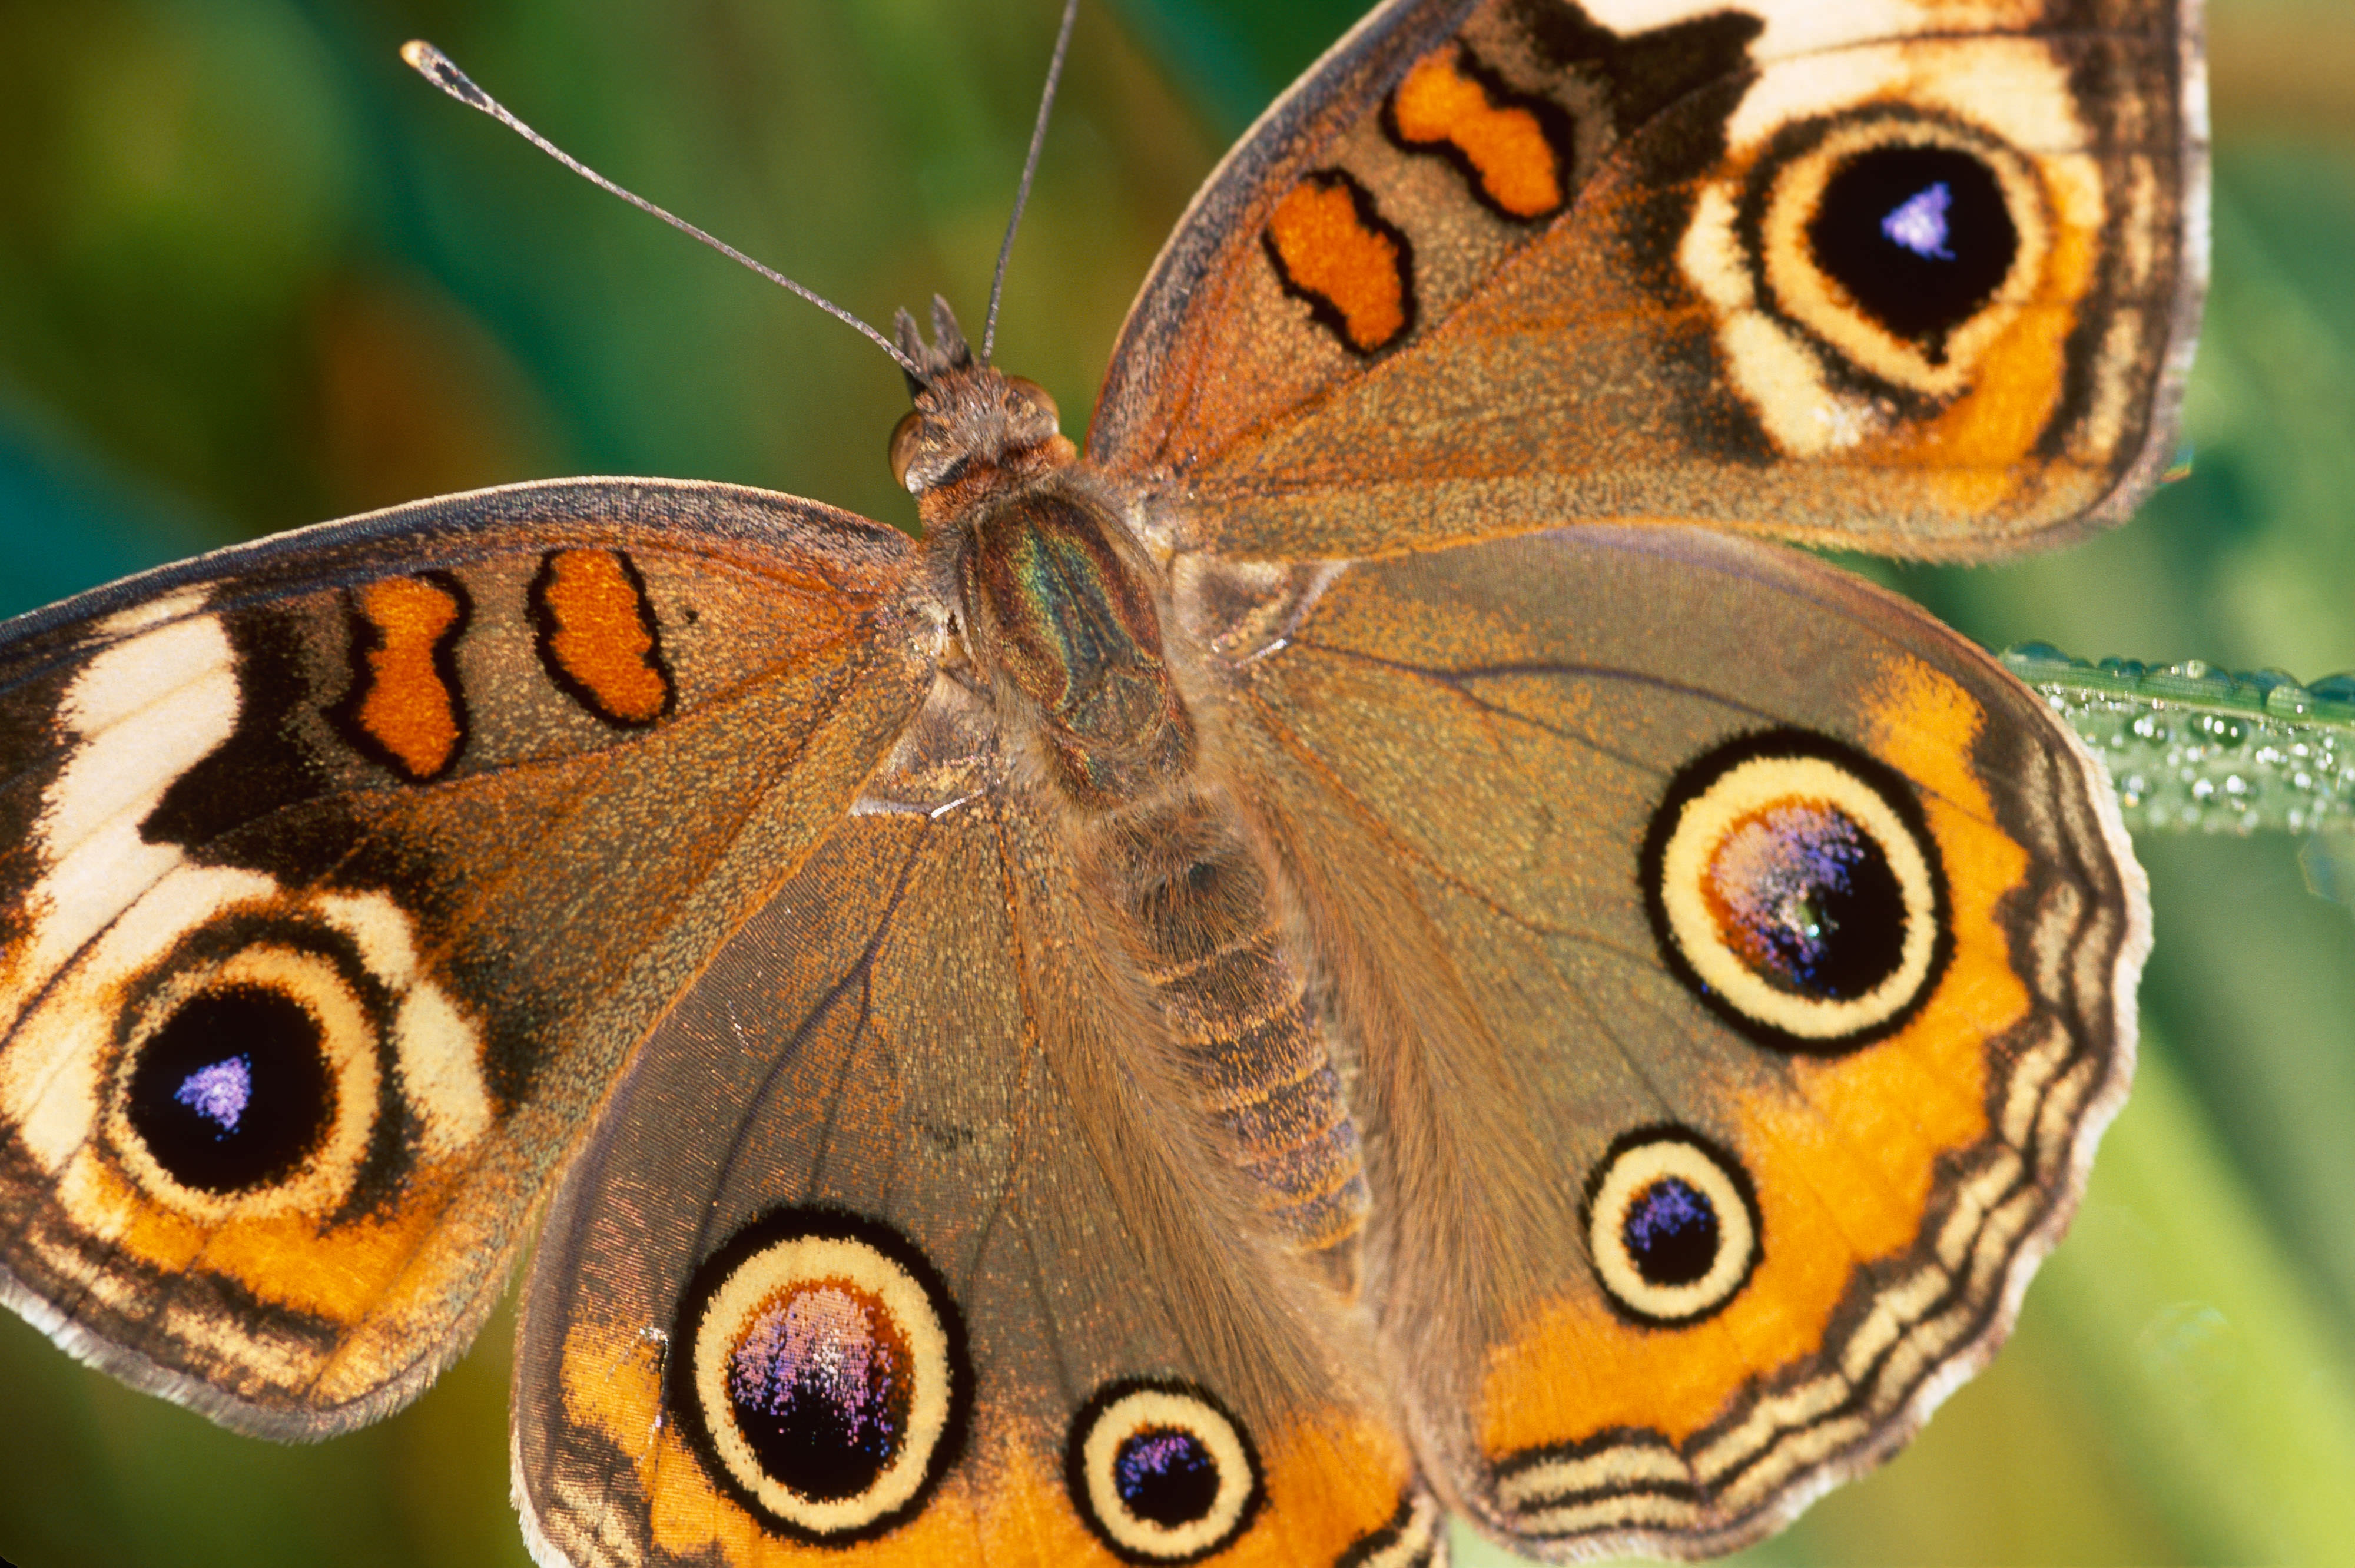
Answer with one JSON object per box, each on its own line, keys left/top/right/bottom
{"left": 1585, "top": 1127, "right": 1762, "bottom": 1325}
{"left": 1750, "top": 112, "right": 2048, "bottom": 396}
{"left": 1641, "top": 730, "right": 1949, "bottom": 1053}
{"left": 107, "top": 934, "right": 389, "bottom": 1221}
{"left": 1066, "top": 1379, "right": 1265, "bottom": 1564}
{"left": 888, "top": 409, "right": 926, "bottom": 492}
{"left": 671, "top": 1208, "right": 970, "bottom": 1545}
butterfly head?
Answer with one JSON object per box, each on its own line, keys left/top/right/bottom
{"left": 889, "top": 296, "right": 1072, "bottom": 523}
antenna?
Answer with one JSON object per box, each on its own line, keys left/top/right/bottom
{"left": 981, "top": 0, "right": 1082, "bottom": 364}
{"left": 400, "top": 41, "right": 925, "bottom": 382}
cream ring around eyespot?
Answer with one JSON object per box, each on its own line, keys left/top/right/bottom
{"left": 1588, "top": 1135, "right": 1759, "bottom": 1323}
{"left": 690, "top": 1233, "right": 953, "bottom": 1533}
{"left": 103, "top": 941, "right": 382, "bottom": 1224}
{"left": 1758, "top": 116, "right": 2052, "bottom": 397}
{"left": 1076, "top": 1387, "right": 1258, "bottom": 1560}
{"left": 2, "top": 863, "right": 488, "bottom": 1209}
{"left": 1657, "top": 754, "right": 1940, "bottom": 1040}
{"left": 313, "top": 889, "right": 490, "bottom": 1161}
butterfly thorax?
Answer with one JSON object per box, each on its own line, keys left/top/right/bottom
{"left": 896, "top": 316, "right": 1371, "bottom": 1275}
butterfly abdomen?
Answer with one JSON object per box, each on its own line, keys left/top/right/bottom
{"left": 1090, "top": 785, "right": 1371, "bottom": 1268}
{"left": 956, "top": 475, "right": 1370, "bottom": 1267}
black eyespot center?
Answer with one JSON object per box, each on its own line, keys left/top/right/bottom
{"left": 1064, "top": 1378, "right": 1265, "bottom": 1564}
{"left": 1641, "top": 729, "right": 1953, "bottom": 1056}
{"left": 1584, "top": 1126, "right": 1764, "bottom": 1326}
{"left": 725, "top": 1281, "right": 913, "bottom": 1502}
{"left": 124, "top": 984, "right": 333, "bottom": 1193}
{"left": 1623, "top": 1175, "right": 1720, "bottom": 1287}
{"left": 1807, "top": 144, "right": 2018, "bottom": 354}
{"left": 1115, "top": 1428, "right": 1220, "bottom": 1527}
{"left": 1706, "top": 800, "right": 1908, "bottom": 1001}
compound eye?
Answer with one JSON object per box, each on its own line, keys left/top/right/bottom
{"left": 1003, "top": 376, "right": 1060, "bottom": 429}
{"left": 888, "top": 409, "right": 926, "bottom": 491}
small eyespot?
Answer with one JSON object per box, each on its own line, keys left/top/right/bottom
{"left": 672, "top": 1209, "right": 970, "bottom": 1545}
{"left": 888, "top": 409, "right": 926, "bottom": 492}
{"left": 1642, "top": 730, "right": 1949, "bottom": 1053}
{"left": 1004, "top": 375, "right": 1060, "bottom": 429}
{"left": 1586, "top": 1127, "right": 1762, "bottom": 1325}
{"left": 1066, "top": 1380, "right": 1264, "bottom": 1564}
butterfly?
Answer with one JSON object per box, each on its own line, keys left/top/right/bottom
{"left": 0, "top": 0, "right": 2203, "bottom": 1562}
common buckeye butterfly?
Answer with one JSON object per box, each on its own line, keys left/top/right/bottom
{"left": 0, "top": 0, "right": 2202, "bottom": 1562}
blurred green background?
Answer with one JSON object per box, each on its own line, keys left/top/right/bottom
{"left": 2, "top": 0, "right": 2353, "bottom": 1563}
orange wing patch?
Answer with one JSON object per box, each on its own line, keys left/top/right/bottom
{"left": 339, "top": 572, "right": 469, "bottom": 781}
{"left": 1385, "top": 45, "right": 1570, "bottom": 221}
{"left": 1474, "top": 668, "right": 2068, "bottom": 1543}
{"left": 555, "top": 1304, "right": 1422, "bottom": 1565}
{"left": 530, "top": 548, "right": 676, "bottom": 727}
{"left": 1261, "top": 171, "right": 1416, "bottom": 354}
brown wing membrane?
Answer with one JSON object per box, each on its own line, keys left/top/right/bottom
{"left": 1093, "top": 0, "right": 2204, "bottom": 561}
{"left": 1213, "top": 526, "right": 2145, "bottom": 1558}
{"left": 0, "top": 479, "right": 933, "bottom": 1437}
{"left": 512, "top": 732, "right": 1444, "bottom": 1567}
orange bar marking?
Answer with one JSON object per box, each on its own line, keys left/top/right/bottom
{"left": 1389, "top": 48, "right": 1565, "bottom": 220}
{"left": 1263, "top": 173, "right": 1412, "bottom": 353}
{"left": 349, "top": 575, "right": 466, "bottom": 781}
{"left": 533, "top": 549, "right": 672, "bottom": 726}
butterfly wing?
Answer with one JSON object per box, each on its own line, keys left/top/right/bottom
{"left": 1093, "top": 0, "right": 2204, "bottom": 561}
{"left": 512, "top": 717, "right": 1444, "bottom": 1566}
{"left": 0, "top": 478, "right": 933, "bottom": 1437}
{"left": 1193, "top": 524, "right": 2144, "bottom": 1559}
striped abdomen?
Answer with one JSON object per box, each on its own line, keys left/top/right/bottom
{"left": 961, "top": 480, "right": 1368, "bottom": 1261}
{"left": 1090, "top": 788, "right": 1369, "bottom": 1259}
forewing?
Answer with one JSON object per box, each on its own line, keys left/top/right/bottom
{"left": 0, "top": 478, "right": 933, "bottom": 1437}
{"left": 1093, "top": 0, "right": 2204, "bottom": 561}
{"left": 1208, "top": 526, "right": 2146, "bottom": 1557}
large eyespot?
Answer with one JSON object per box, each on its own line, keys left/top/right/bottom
{"left": 671, "top": 1208, "right": 970, "bottom": 1545}
{"left": 1585, "top": 1127, "right": 1762, "bottom": 1325}
{"left": 1066, "top": 1379, "right": 1265, "bottom": 1564}
{"left": 1641, "top": 730, "right": 1949, "bottom": 1053}
{"left": 1752, "top": 112, "right": 2048, "bottom": 396}
{"left": 105, "top": 934, "right": 389, "bottom": 1221}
